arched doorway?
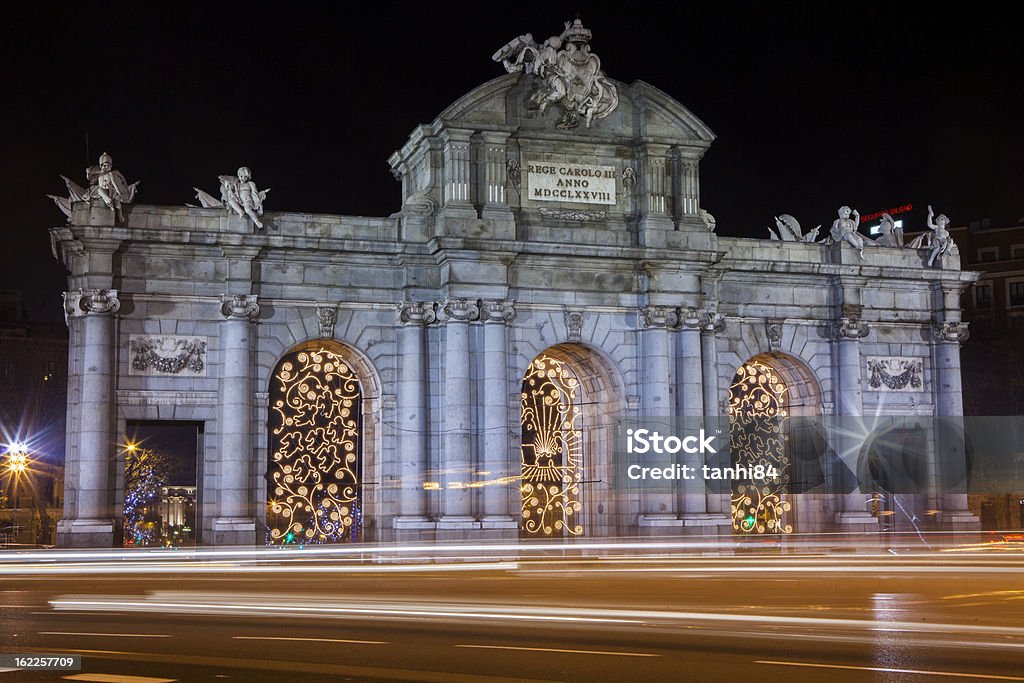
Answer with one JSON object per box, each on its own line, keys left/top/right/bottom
{"left": 519, "top": 343, "right": 624, "bottom": 538}
{"left": 266, "top": 342, "right": 364, "bottom": 544}
{"left": 728, "top": 352, "right": 822, "bottom": 535}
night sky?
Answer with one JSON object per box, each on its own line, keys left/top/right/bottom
{"left": 2, "top": 2, "right": 1021, "bottom": 324}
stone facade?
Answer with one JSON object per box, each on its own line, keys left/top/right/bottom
{"left": 51, "top": 70, "right": 978, "bottom": 547}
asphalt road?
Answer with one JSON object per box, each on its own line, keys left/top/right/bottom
{"left": 1, "top": 545, "right": 1023, "bottom": 682}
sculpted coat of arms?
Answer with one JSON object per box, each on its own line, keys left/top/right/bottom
{"left": 493, "top": 19, "right": 619, "bottom": 130}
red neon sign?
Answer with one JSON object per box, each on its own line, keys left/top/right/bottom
{"left": 861, "top": 204, "right": 913, "bottom": 223}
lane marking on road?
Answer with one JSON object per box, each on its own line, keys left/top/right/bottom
{"left": 233, "top": 636, "right": 388, "bottom": 645}
{"left": 63, "top": 675, "right": 177, "bottom": 683}
{"left": 39, "top": 632, "right": 172, "bottom": 638}
{"left": 455, "top": 644, "right": 659, "bottom": 658}
{"left": 756, "top": 660, "right": 1024, "bottom": 680}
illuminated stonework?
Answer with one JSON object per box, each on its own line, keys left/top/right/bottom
{"left": 520, "top": 355, "right": 584, "bottom": 536}
{"left": 728, "top": 360, "right": 793, "bottom": 534}
{"left": 267, "top": 347, "right": 361, "bottom": 544}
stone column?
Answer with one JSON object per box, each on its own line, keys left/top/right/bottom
{"left": 394, "top": 302, "right": 436, "bottom": 531}
{"left": 833, "top": 307, "right": 876, "bottom": 530}
{"left": 678, "top": 309, "right": 707, "bottom": 517}
{"left": 481, "top": 300, "right": 517, "bottom": 531}
{"left": 638, "top": 306, "right": 680, "bottom": 530}
{"left": 698, "top": 308, "right": 730, "bottom": 523}
{"left": 933, "top": 303, "right": 977, "bottom": 530}
{"left": 700, "top": 309, "right": 725, "bottom": 421}
{"left": 57, "top": 288, "right": 119, "bottom": 547}
{"left": 438, "top": 298, "right": 481, "bottom": 530}
{"left": 213, "top": 294, "right": 259, "bottom": 545}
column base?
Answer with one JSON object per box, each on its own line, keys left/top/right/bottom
{"left": 212, "top": 517, "right": 257, "bottom": 546}
{"left": 942, "top": 512, "right": 982, "bottom": 531}
{"left": 834, "top": 511, "right": 879, "bottom": 534}
{"left": 679, "top": 513, "right": 733, "bottom": 537}
{"left": 56, "top": 519, "right": 114, "bottom": 548}
{"left": 393, "top": 516, "right": 437, "bottom": 531}
{"left": 480, "top": 515, "right": 518, "bottom": 530}
{"left": 638, "top": 514, "right": 683, "bottom": 536}
{"left": 436, "top": 516, "right": 482, "bottom": 530}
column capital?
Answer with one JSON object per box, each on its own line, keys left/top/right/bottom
{"left": 836, "top": 317, "right": 869, "bottom": 340}
{"left": 397, "top": 301, "right": 437, "bottom": 326}
{"left": 934, "top": 320, "right": 969, "bottom": 343}
{"left": 69, "top": 288, "right": 120, "bottom": 317}
{"left": 441, "top": 297, "right": 480, "bottom": 323}
{"left": 482, "top": 299, "right": 516, "bottom": 324}
{"left": 220, "top": 294, "right": 259, "bottom": 321}
{"left": 640, "top": 305, "right": 679, "bottom": 329}
{"left": 684, "top": 306, "right": 725, "bottom": 333}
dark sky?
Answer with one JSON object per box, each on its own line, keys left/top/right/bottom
{"left": 2, "top": 2, "right": 1021, "bottom": 323}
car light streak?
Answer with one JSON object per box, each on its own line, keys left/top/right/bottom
{"left": 46, "top": 593, "right": 1024, "bottom": 642}
{"left": 0, "top": 561, "right": 517, "bottom": 575}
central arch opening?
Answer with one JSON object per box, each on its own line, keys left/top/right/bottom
{"left": 518, "top": 343, "right": 624, "bottom": 538}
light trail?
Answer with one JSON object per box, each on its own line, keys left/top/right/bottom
{"left": 2, "top": 531, "right": 1017, "bottom": 565}
{"left": 756, "top": 660, "right": 1024, "bottom": 680}
{"left": 454, "top": 644, "right": 658, "bottom": 657}
{"left": 47, "top": 593, "right": 1024, "bottom": 643}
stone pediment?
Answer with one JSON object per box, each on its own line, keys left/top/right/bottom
{"left": 425, "top": 74, "right": 715, "bottom": 146}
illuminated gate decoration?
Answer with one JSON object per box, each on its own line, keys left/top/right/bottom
{"left": 267, "top": 346, "right": 362, "bottom": 544}
{"left": 520, "top": 355, "right": 584, "bottom": 536}
{"left": 727, "top": 360, "right": 793, "bottom": 534}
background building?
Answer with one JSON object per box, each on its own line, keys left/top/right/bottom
{"left": 953, "top": 220, "right": 1024, "bottom": 529}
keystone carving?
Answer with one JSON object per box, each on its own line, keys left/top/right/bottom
{"left": 766, "top": 319, "right": 784, "bottom": 350}
{"left": 564, "top": 309, "right": 585, "bottom": 341}
{"left": 316, "top": 305, "right": 338, "bottom": 338}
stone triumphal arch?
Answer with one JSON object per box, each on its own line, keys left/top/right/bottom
{"left": 50, "top": 19, "right": 977, "bottom": 546}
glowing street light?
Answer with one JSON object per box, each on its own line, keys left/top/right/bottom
{"left": 3, "top": 442, "right": 31, "bottom": 475}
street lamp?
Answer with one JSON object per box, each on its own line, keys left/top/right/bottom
{"left": 4, "top": 442, "right": 30, "bottom": 475}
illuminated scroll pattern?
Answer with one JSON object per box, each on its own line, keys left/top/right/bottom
{"left": 520, "top": 355, "right": 584, "bottom": 536}
{"left": 267, "top": 348, "right": 361, "bottom": 544}
{"left": 728, "top": 360, "right": 793, "bottom": 534}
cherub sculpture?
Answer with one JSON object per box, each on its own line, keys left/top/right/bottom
{"left": 829, "top": 205, "right": 865, "bottom": 259}
{"left": 192, "top": 166, "right": 270, "bottom": 229}
{"left": 924, "top": 205, "right": 953, "bottom": 266}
